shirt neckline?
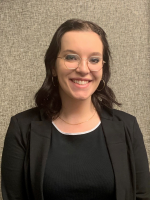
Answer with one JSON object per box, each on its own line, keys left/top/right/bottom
{"left": 52, "top": 121, "right": 101, "bottom": 135}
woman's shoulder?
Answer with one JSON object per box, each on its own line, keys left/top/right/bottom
{"left": 102, "top": 106, "right": 136, "bottom": 122}
{"left": 5, "top": 107, "right": 42, "bottom": 145}
{"left": 112, "top": 108, "right": 137, "bottom": 128}
{"left": 113, "top": 108, "right": 135, "bottom": 120}
{"left": 13, "top": 107, "right": 41, "bottom": 123}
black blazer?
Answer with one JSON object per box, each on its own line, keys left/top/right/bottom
{"left": 1, "top": 106, "right": 150, "bottom": 200}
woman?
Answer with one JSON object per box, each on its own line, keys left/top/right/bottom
{"left": 1, "top": 19, "right": 150, "bottom": 200}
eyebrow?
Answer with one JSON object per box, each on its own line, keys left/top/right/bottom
{"left": 63, "top": 49, "right": 102, "bottom": 56}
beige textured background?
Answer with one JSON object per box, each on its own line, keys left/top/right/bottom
{"left": 0, "top": 0, "right": 150, "bottom": 198}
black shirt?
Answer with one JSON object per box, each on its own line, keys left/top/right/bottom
{"left": 43, "top": 121, "right": 116, "bottom": 200}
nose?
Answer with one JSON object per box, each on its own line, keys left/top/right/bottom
{"left": 76, "top": 58, "right": 90, "bottom": 73}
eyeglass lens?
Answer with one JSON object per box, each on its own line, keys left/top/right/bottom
{"left": 64, "top": 54, "right": 103, "bottom": 71}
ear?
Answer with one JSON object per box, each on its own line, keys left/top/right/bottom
{"left": 52, "top": 68, "right": 57, "bottom": 77}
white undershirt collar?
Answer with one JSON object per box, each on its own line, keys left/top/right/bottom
{"left": 52, "top": 121, "right": 101, "bottom": 135}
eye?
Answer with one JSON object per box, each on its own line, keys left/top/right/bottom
{"left": 65, "top": 54, "right": 78, "bottom": 61}
{"left": 89, "top": 57, "right": 101, "bottom": 64}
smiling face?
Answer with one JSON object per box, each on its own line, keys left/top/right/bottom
{"left": 53, "top": 31, "right": 104, "bottom": 102}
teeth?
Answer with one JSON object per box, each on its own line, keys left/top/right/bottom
{"left": 72, "top": 80, "right": 89, "bottom": 85}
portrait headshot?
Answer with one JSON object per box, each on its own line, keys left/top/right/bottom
{"left": 0, "top": 1, "right": 150, "bottom": 200}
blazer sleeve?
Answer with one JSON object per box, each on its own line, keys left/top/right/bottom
{"left": 133, "top": 118, "right": 150, "bottom": 200}
{"left": 1, "top": 116, "right": 28, "bottom": 200}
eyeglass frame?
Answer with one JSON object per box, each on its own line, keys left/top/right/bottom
{"left": 57, "top": 54, "right": 106, "bottom": 72}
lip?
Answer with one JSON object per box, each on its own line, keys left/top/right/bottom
{"left": 70, "top": 79, "right": 91, "bottom": 88}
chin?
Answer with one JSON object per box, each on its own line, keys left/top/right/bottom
{"left": 72, "top": 94, "right": 91, "bottom": 101}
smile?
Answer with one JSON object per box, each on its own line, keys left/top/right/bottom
{"left": 72, "top": 80, "right": 89, "bottom": 85}
{"left": 70, "top": 79, "right": 92, "bottom": 88}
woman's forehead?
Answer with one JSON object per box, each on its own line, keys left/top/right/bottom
{"left": 60, "top": 31, "right": 103, "bottom": 52}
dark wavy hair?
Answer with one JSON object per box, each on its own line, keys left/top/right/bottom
{"left": 34, "top": 18, "right": 121, "bottom": 120}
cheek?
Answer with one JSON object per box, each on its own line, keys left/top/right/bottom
{"left": 98, "top": 70, "right": 103, "bottom": 81}
{"left": 93, "top": 70, "right": 102, "bottom": 81}
{"left": 57, "top": 70, "right": 69, "bottom": 87}
{"left": 93, "top": 72, "right": 103, "bottom": 88}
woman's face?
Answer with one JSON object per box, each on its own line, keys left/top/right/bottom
{"left": 53, "top": 31, "right": 104, "bottom": 102}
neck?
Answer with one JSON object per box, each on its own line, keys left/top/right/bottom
{"left": 59, "top": 96, "right": 95, "bottom": 124}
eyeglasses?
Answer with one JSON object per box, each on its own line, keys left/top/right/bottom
{"left": 57, "top": 54, "right": 106, "bottom": 72}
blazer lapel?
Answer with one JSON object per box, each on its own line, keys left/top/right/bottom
{"left": 100, "top": 108, "right": 134, "bottom": 200}
{"left": 29, "top": 119, "right": 52, "bottom": 200}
